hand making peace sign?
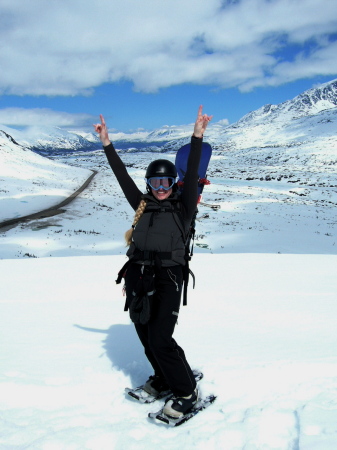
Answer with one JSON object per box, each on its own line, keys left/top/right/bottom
{"left": 193, "top": 105, "right": 213, "bottom": 138}
{"left": 93, "top": 114, "right": 110, "bottom": 147}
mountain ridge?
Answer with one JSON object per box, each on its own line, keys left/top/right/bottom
{"left": 1, "top": 78, "right": 337, "bottom": 155}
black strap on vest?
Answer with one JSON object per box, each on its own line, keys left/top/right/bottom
{"left": 182, "top": 265, "right": 195, "bottom": 306}
{"left": 116, "top": 249, "right": 173, "bottom": 312}
{"left": 116, "top": 250, "right": 172, "bottom": 285}
{"left": 116, "top": 253, "right": 195, "bottom": 308}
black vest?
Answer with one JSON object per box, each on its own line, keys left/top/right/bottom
{"left": 126, "top": 193, "right": 188, "bottom": 266}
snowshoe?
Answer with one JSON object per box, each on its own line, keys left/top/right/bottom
{"left": 125, "top": 370, "right": 203, "bottom": 404}
{"left": 148, "top": 394, "right": 216, "bottom": 427}
{"left": 162, "top": 388, "right": 199, "bottom": 418}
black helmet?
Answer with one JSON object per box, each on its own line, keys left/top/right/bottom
{"left": 145, "top": 159, "right": 177, "bottom": 179}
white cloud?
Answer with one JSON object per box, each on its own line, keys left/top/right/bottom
{"left": 240, "top": 41, "right": 337, "bottom": 91}
{"left": 0, "top": 0, "right": 336, "bottom": 96}
{"left": 216, "top": 119, "right": 230, "bottom": 126}
{"left": 0, "top": 108, "right": 96, "bottom": 128}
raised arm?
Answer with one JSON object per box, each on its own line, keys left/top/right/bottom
{"left": 93, "top": 115, "right": 142, "bottom": 210}
{"left": 182, "top": 105, "right": 212, "bottom": 221}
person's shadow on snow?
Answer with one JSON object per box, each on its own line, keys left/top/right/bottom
{"left": 74, "top": 323, "right": 151, "bottom": 386}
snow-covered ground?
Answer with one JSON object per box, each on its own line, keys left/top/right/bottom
{"left": 1, "top": 146, "right": 336, "bottom": 259}
{"left": 1, "top": 139, "right": 337, "bottom": 448}
{"left": 2, "top": 253, "right": 337, "bottom": 449}
{"left": 0, "top": 131, "right": 92, "bottom": 223}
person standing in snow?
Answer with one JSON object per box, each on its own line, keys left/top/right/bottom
{"left": 93, "top": 106, "right": 212, "bottom": 419}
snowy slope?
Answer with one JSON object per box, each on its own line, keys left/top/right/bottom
{"left": 0, "top": 130, "right": 92, "bottom": 222}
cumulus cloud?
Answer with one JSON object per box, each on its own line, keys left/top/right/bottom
{"left": 0, "top": 0, "right": 336, "bottom": 96}
{"left": 0, "top": 108, "right": 96, "bottom": 128}
{"left": 216, "top": 119, "right": 230, "bottom": 126}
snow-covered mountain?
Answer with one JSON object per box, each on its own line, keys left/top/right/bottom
{"left": 1, "top": 78, "right": 337, "bottom": 157}
{"left": 116, "top": 78, "right": 337, "bottom": 138}
{"left": 0, "top": 124, "right": 101, "bottom": 155}
{"left": 200, "top": 79, "right": 337, "bottom": 180}
{"left": 236, "top": 79, "right": 337, "bottom": 126}
{"left": 112, "top": 78, "right": 337, "bottom": 159}
{"left": 108, "top": 124, "right": 194, "bottom": 144}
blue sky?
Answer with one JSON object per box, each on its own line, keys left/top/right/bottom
{"left": 0, "top": 0, "right": 337, "bottom": 133}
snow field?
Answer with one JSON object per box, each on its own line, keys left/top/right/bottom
{"left": 1, "top": 254, "right": 337, "bottom": 449}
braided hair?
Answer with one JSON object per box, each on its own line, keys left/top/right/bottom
{"left": 124, "top": 199, "right": 147, "bottom": 246}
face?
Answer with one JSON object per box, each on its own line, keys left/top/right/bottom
{"left": 147, "top": 176, "right": 174, "bottom": 201}
{"left": 151, "top": 187, "right": 172, "bottom": 201}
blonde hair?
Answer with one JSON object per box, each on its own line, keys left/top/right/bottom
{"left": 125, "top": 199, "right": 147, "bottom": 246}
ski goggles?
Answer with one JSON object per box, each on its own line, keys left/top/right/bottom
{"left": 146, "top": 177, "right": 176, "bottom": 191}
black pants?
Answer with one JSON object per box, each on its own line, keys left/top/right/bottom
{"left": 125, "top": 263, "right": 196, "bottom": 397}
